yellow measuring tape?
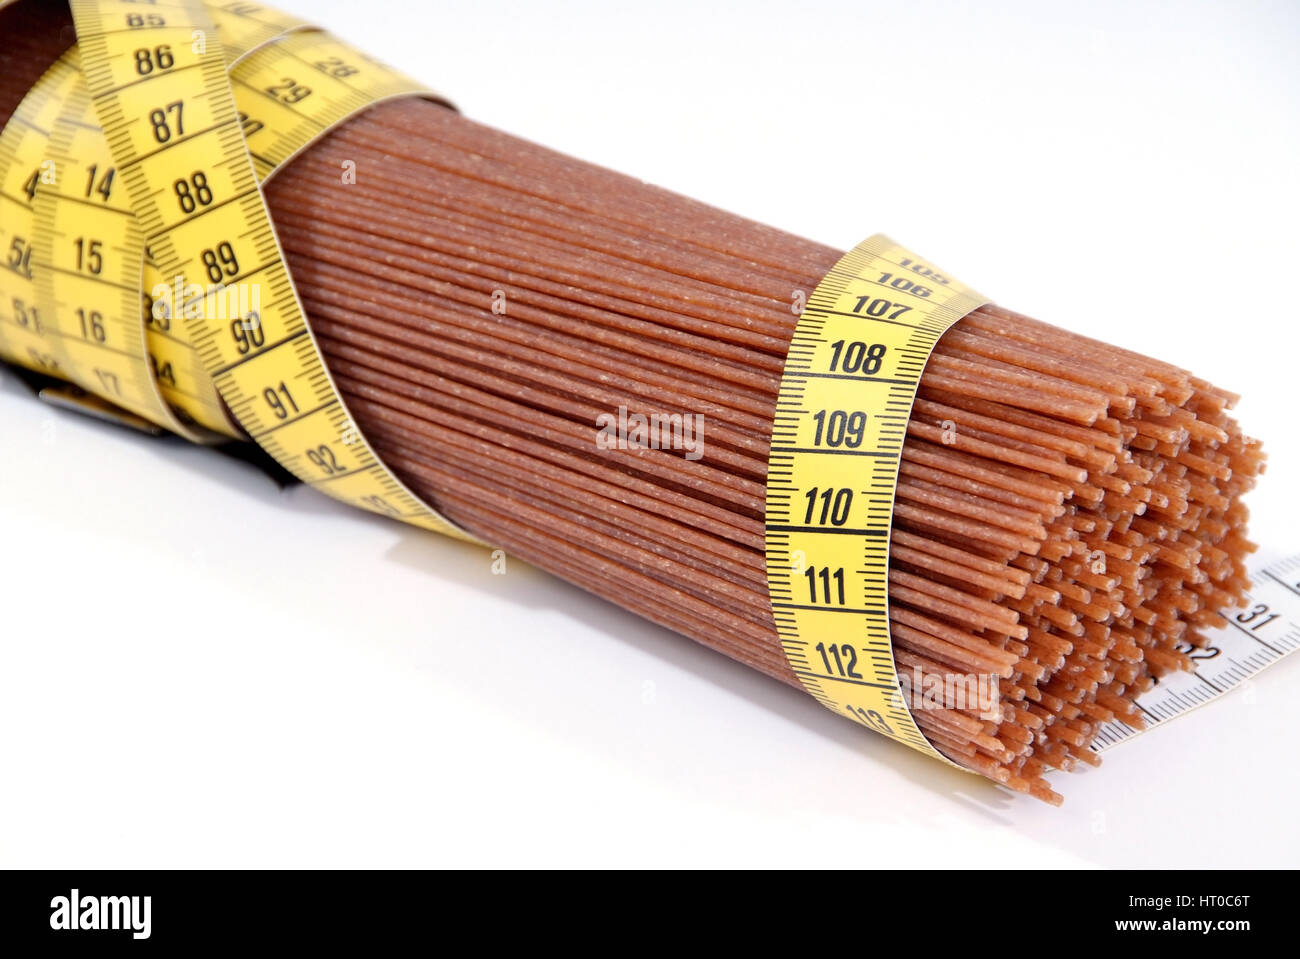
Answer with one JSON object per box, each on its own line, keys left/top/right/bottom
{"left": 0, "top": 0, "right": 475, "bottom": 541}
{"left": 2, "top": 2, "right": 993, "bottom": 746}
{"left": 765, "top": 235, "right": 988, "bottom": 764}
{"left": 1, "top": 54, "right": 82, "bottom": 388}
{"left": 1, "top": 1, "right": 306, "bottom": 439}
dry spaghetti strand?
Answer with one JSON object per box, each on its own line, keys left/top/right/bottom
{"left": 0, "top": 0, "right": 1263, "bottom": 804}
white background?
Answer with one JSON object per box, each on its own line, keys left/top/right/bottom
{"left": 2, "top": 0, "right": 1298, "bottom": 867}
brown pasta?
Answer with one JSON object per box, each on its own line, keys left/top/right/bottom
{"left": 1, "top": 0, "right": 1263, "bottom": 804}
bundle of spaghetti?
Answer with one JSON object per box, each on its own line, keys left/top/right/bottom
{"left": 1, "top": 0, "right": 1264, "bottom": 803}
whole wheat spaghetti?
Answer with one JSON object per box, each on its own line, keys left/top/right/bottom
{"left": 0, "top": 0, "right": 1264, "bottom": 804}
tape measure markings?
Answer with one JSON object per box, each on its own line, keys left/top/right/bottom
{"left": 0, "top": 54, "right": 82, "bottom": 377}
{"left": 67, "top": 0, "right": 476, "bottom": 541}
{"left": 33, "top": 49, "right": 204, "bottom": 439}
{"left": 230, "top": 30, "right": 454, "bottom": 183}
{"left": 141, "top": 4, "right": 316, "bottom": 436}
{"left": 0, "top": 0, "right": 470, "bottom": 535}
{"left": 765, "top": 234, "right": 989, "bottom": 765}
{"left": 1092, "top": 553, "right": 1300, "bottom": 750}
{"left": 0, "top": 5, "right": 313, "bottom": 440}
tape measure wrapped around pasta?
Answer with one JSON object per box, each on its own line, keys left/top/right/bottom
{"left": 0, "top": 0, "right": 1276, "bottom": 804}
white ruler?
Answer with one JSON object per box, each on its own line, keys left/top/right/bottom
{"left": 1092, "top": 553, "right": 1300, "bottom": 750}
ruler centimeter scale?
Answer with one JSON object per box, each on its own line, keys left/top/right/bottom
{"left": 1092, "top": 552, "right": 1300, "bottom": 749}
{"left": 0, "top": 0, "right": 476, "bottom": 541}
{"left": 1, "top": 2, "right": 309, "bottom": 439}
{"left": 765, "top": 234, "right": 990, "bottom": 765}
{"left": 33, "top": 45, "right": 215, "bottom": 439}
{"left": 0, "top": 54, "right": 82, "bottom": 383}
